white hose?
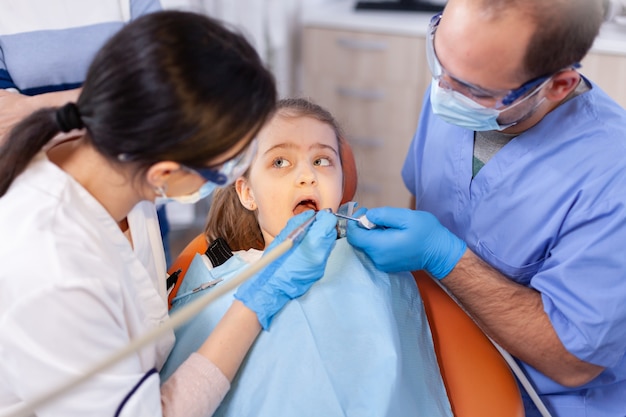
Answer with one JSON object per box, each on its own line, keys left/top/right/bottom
{"left": 0, "top": 239, "right": 293, "bottom": 417}
{"left": 490, "top": 338, "right": 553, "bottom": 417}
{"left": 431, "top": 278, "right": 553, "bottom": 417}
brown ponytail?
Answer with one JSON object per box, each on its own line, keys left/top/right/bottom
{"left": 0, "top": 108, "right": 62, "bottom": 197}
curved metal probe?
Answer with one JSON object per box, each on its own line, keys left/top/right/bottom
{"left": 332, "top": 212, "right": 377, "bottom": 229}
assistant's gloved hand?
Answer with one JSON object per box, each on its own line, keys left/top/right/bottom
{"left": 234, "top": 210, "right": 337, "bottom": 329}
{"left": 346, "top": 206, "right": 466, "bottom": 279}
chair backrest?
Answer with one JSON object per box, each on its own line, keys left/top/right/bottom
{"left": 166, "top": 137, "right": 524, "bottom": 417}
{"left": 338, "top": 135, "right": 357, "bottom": 205}
{"left": 413, "top": 270, "right": 525, "bottom": 417}
{"left": 168, "top": 232, "right": 209, "bottom": 304}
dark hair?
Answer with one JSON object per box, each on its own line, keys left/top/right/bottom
{"left": 481, "top": 0, "right": 604, "bottom": 79}
{"left": 525, "top": 0, "right": 603, "bottom": 78}
{"left": 205, "top": 98, "right": 344, "bottom": 251}
{"left": 0, "top": 10, "right": 276, "bottom": 196}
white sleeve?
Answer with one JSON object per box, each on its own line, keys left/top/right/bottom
{"left": 0, "top": 280, "right": 161, "bottom": 417}
{"left": 116, "top": 370, "right": 163, "bottom": 417}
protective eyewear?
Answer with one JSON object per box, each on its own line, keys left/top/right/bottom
{"left": 426, "top": 13, "right": 578, "bottom": 109}
{"left": 187, "top": 137, "right": 258, "bottom": 186}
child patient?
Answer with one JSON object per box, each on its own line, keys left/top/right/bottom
{"left": 160, "top": 98, "right": 452, "bottom": 417}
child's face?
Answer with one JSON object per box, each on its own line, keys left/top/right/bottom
{"left": 236, "top": 114, "right": 344, "bottom": 247}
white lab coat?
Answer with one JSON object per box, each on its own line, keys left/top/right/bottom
{"left": 0, "top": 153, "right": 174, "bottom": 416}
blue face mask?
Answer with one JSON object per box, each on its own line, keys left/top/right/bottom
{"left": 430, "top": 79, "right": 514, "bottom": 131}
{"left": 429, "top": 78, "right": 549, "bottom": 132}
{"left": 156, "top": 181, "right": 216, "bottom": 205}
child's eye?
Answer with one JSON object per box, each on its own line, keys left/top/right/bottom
{"left": 313, "top": 157, "right": 331, "bottom": 167}
{"left": 272, "top": 157, "right": 292, "bottom": 168}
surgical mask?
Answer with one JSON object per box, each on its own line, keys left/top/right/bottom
{"left": 156, "top": 181, "right": 216, "bottom": 205}
{"left": 430, "top": 79, "right": 546, "bottom": 131}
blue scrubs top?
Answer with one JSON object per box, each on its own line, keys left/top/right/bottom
{"left": 402, "top": 79, "right": 626, "bottom": 417}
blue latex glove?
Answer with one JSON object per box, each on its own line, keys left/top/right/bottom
{"left": 235, "top": 210, "right": 337, "bottom": 329}
{"left": 346, "top": 206, "right": 466, "bottom": 279}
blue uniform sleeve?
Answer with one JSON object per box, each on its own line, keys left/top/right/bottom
{"left": 0, "top": 46, "right": 17, "bottom": 90}
{"left": 130, "top": 0, "right": 162, "bottom": 20}
{"left": 402, "top": 82, "right": 439, "bottom": 199}
{"left": 401, "top": 130, "right": 418, "bottom": 196}
{"left": 532, "top": 192, "right": 626, "bottom": 368}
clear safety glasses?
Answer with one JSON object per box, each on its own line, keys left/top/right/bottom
{"left": 186, "top": 137, "right": 258, "bottom": 186}
{"left": 426, "top": 13, "right": 576, "bottom": 109}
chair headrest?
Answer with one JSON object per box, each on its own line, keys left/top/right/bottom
{"left": 339, "top": 136, "right": 357, "bottom": 204}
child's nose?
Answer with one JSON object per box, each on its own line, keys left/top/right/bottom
{"left": 296, "top": 163, "right": 317, "bottom": 186}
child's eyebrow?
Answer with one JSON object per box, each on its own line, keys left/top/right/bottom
{"left": 263, "top": 142, "right": 339, "bottom": 156}
{"left": 311, "top": 143, "right": 339, "bottom": 156}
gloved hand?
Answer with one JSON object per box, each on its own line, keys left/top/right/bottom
{"left": 234, "top": 210, "right": 337, "bottom": 329}
{"left": 346, "top": 206, "right": 466, "bottom": 279}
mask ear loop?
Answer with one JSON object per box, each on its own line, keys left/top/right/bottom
{"left": 155, "top": 185, "right": 167, "bottom": 198}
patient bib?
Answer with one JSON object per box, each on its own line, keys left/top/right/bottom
{"left": 161, "top": 239, "right": 452, "bottom": 417}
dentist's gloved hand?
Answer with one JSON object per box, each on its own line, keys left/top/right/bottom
{"left": 235, "top": 210, "right": 337, "bottom": 329}
{"left": 346, "top": 206, "right": 466, "bottom": 279}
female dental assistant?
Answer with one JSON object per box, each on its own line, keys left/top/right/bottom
{"left": 0, "top": 11, "right": 337, "bottom": 417}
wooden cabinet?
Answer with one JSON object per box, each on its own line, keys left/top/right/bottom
{"left": 301, "top": 26, "right": 431, "bottom": 208}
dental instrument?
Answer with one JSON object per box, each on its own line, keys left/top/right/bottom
{"left": 171, "top": 277, "right": 225, "bottom": 302}
{"left": 1, "top": 212, "right": 318, "bottom": 417}
{"left": 333, "top": 212, "right": 377, "bottom": 229}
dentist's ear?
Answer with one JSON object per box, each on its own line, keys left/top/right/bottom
{"left": 544, "top": 69, "right": 581, "bottom": 103}
{"left": 146, "top": 161, "right": 182, "bottom": 191}
{"left": 235, "top": 177, "right": 257, "bottom": 211}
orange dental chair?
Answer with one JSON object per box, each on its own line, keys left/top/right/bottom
{"left": 166, "top": 137, "right": 524, "bottom": 417}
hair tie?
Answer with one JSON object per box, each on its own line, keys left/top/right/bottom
{"left": 55, "top": 103, "right": 84, "bottom": 133}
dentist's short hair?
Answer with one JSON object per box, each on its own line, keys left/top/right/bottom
{"left": 472, "top": 0, "right": 604, "bottom": 79}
